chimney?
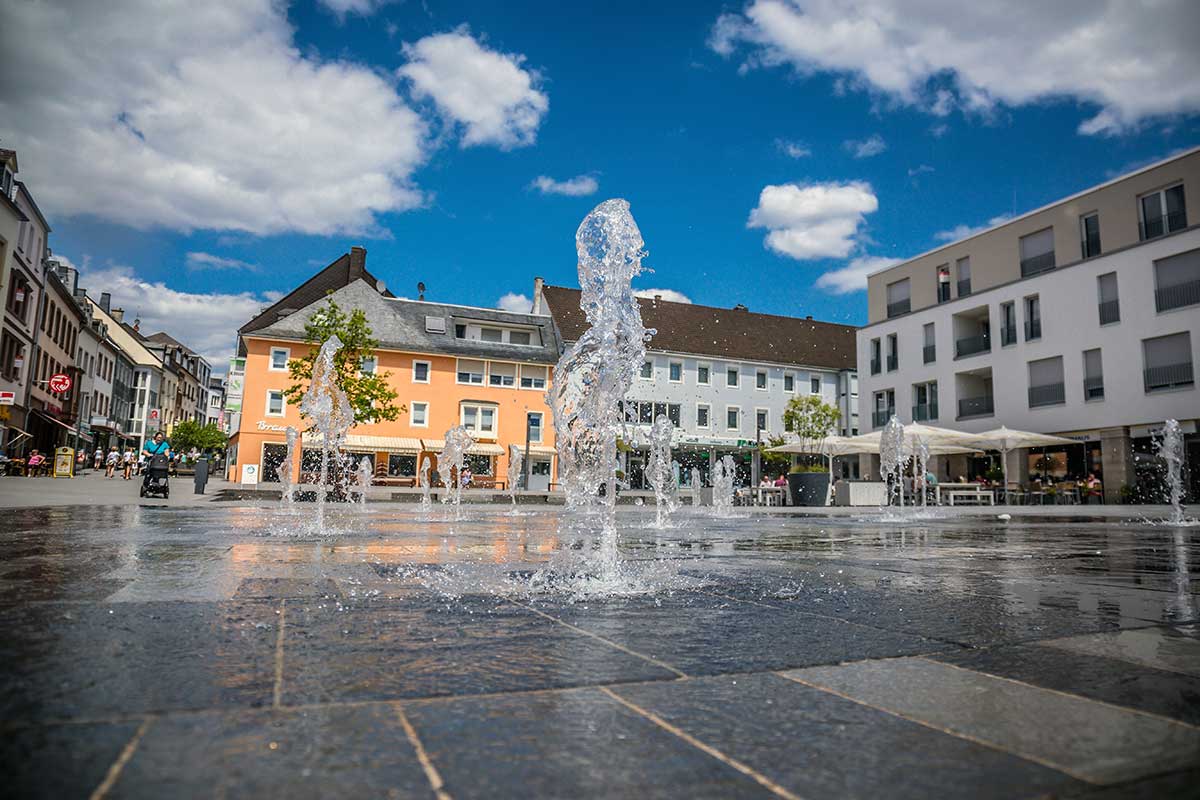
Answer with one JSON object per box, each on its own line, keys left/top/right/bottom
{"left": 653, "top": 294, "right": 662, "bottom": 307}
{"left": 417, "top": 281, "right": 426, "bottom": 302}
{"left": 733, "top": 303, "right": 748, "bottom": 311}
{"left": 111, "top": 308, "right": 124, "bottom": 323}
{"left": 133, "top": 318, "right": 141, "bottom": 332}
{"left": 531, "top": 277, "right": 545, "bottom": 315}
{"left": 806, "top": 315, "right": 813, "bottom": 320}
{"left": 99, "top": 292, "right": 111, "bottom": 314}
{"left": 348, "top": 245, "right": 367, "bottom": 282}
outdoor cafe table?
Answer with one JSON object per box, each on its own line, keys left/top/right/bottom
{"left": 748, "top": 486, "right": 787, "bottom": 506}
{"left": 933, "top": 482, "right": 991, "bottom": 505}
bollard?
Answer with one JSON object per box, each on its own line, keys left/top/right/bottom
{"left": 194, "top": 456, "right": 209, "bottom": 495}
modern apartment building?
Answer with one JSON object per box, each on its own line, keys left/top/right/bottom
{"left": 858, "top": 147, "right": 1200, "bottom": 501}
{"left": 539, "top": 284, "right": 860, "bottom": 486}
{"left": 229, "top": 248, "right": 562, "bottom": 488}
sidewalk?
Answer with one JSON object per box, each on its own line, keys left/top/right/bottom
{"left": 0, "top": 468, "right": 232, "bottom": 508}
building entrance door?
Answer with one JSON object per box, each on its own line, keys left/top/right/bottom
{"left": 528, "top": 458, "right": 551, "bottom": 491}
{"left": 262, "top": 443, "right": 287, "bottom": 483}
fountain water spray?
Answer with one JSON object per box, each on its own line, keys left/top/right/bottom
{"left": 710, "top": 455, "right": 736, "bottom": 516}
{"left": 355, "top": 457, "right": 373, "bottom": 506}
{"left": 507, "top": 444, "right": 524, "bottom": 511}
{"left": 279, "top": 426, "right": 298, "bottom": 506}
{"left": 418, "top": 458, "right": 432, "bottom": 514}
{"left": 914, "top": 439, "right": 930, "bottom": 507}
{"left": 438, "top": 426, "right": 476, "bottom": 512}
{"left": 298, "top": 335, "right": 354, "bottom": 528}
{"left": 1158, "top": 419, "right": 1188, "bottom": 526}
{"left": 691, "top": 469, "right": 703, "bottom": 507}
{"left": 646, "top": 415, "right": 678, "bottom": 527}
{"left": 880, "top": 416, "right": 907, "bottom": 507}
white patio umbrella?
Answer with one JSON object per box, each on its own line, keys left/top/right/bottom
{"left": 974, "top": 426, "right": 1078, "bottom": 499}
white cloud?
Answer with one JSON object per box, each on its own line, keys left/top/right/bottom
{"left": 0, "top": 0, "right": 429, "bottom": 236}
{"left": 710, "top": 0, "right": 1200, "bottom": 135}
{"left": 843, "top": 134, "right": 886, "bottom": 158}
{"left": 317, "top": 0, "right": 393, "bottom": 17}
{"left": 497, "top": 292, "right": 532, "bottom": 312}
{"left": 907, "top": 164, "right": 934, "bottom": 178}
{"left": 747, "top": 181, "right": 878, "bottom": 260}
{"left": 775, "top": 138, "right": 812, "bottom": 158}
{"left": 399, "top": 30, "right": 548, "bottom": 149}
{"left": 815, "top": 255, "right": 901, "bottom": 294}
{"left": 933, "top": 214, "right": 1013, "bottom": 242}
{"left": 531, "top": 175, "right": 599, "bottom": 196}
{"left": 185, "top": 252, "right": 257, "bottom": 271}
{"left": 929, "top": 123, "right": 950, "bottom": 138}
{"left": 76, "top": 261, "right": 273, "bottom": 370}
{"left": 634, "top": 288, "right": 693, "bottom": 304}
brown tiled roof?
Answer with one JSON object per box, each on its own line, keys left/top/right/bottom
{"left": 541, "top": 285, "right": 858, "bottom": 371}
{"left": 239, "top": 246, "right": 393, "bottom": 335}
{"left": 143, "top": 331, "right": 193, "bottom": 353}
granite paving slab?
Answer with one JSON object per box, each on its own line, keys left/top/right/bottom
{"left": 405, "top": 687, "right": 775, "bottom": 799}
{"left": 786, "top": 657, "right": 1200, "bottom": 784}
{"left": 0, "top": 720, "right": 142, "bottom": 799}
{"left": 613, "top": 672, "right": 1083, "bottom": 799}
{"left": 1040, "top": 625, "right": 1200, "bottom": 677}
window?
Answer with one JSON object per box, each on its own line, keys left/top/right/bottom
{"left": 461, "top": 403, "right": 497, "bottom": 435}
{"left": 1143, "top": 332, "right": 1194, "bottom": 392}
{"left": 424, "top": 315, "right": 446, "bottom": 334}
{"left": 1139, "top": 184, "right": 1187, "bottom": 240}
{"left": 638, "top": 401, "right": 653, "bottom": 424}
{"left": 412, "top": 360, "right": 431, "bottom": 383}
{"left": 411, "top": 401, "right": 429, "bottom": 427}
{"left": 669, "top": 361, "right": 683, "bottom": 383}
{"left": 872, "top": 389, "right": 895, "bottom": 428}
{"left": 755, "top": 409, "right": 768, "bottom": 431}
{"left": 886, "top": 278, "right": 911, "bottom": 317}
{"left": 5, "top": 272, "right": 29, "bottom": 323}
{"left": 999, "top": 301, "right": 1017, "bottom": 346}
{"left": 1028, "top": 356, "right": 1065, "bottom": 407}
{"left": 456, "top": 359, "right": 485, "bottom": 384}
{"left": 520, "top": 365, "right": 547, "bottom": 389}
{"left": 870, "top": 338, "right": 881, "bottom": 375}
{"left": 936, "top": 265, "right": 951, "bottom": 303}
{"left": 1083, "top": 349, "right": 1104, "bottom": 401}
{"left": 726, "top": 406, "right": 740, "bottom": 430}
{"left": 488, "top": 362, "right": 517, "bottom": 387}
{"left": 697, "top": 364, "right": 710, "bottom": 385}
{"left": 1019, "top": 227, "right": 1056, "bottom": 276}
{"left": 1097, "top": 272, "right": 1120, "bottom": 324}
{"left": 726, "top": 368, "right": 739, "bottom": 387}
{"left": 912, "top": 381, "right": 938, "bottom": 421}
{"left": 360, "top": 356, "right": 376, "bottom": 375}
{"left": 269, "top": 348, "right": 289, "bottom": 371}
{"left": 923, "top": 323, "right": 936, "bottom": 363}
{"left": 886, "top": 334, "right": 898, "bottom": 371}
{"left": 810, "top": 376, "right": 821, "bottom": 394}
{"left": 454, "top": 324, "right": 466, "bottom": 338}
{"left": 783, "top": 372, "right": 794, "bottom": 392}
{"left": 266, "top": 390, "right": 285, "bottom": 416}
{"left": 0, "top": 332, "right": 23, "bottom": 380}
{"left": 509, "top": 330, "right": 531, "bottom": 346}
{"left": 1024, "top": 295, "right": 1041, "bottom": 341}
{"left": 1153, "top": 248, "right": 1200, "bottom": 312}
{"left": 756, "top": 370, "right": 768, "bottom": 390}
{"left": 696, "top": 404, "right": 710, "bottom": 428}
{"left": 480, "top": 327, "right": 503, "bottom": 343}
{"left": 527, "top": 412, "right": 543, "bottom": 443}
{"left": 640, "top": 361, "right": 653, "bottom": 380}
{"left": 667, "top": 403, "right": 681, "bottom": 427}
{"left": 956, "top": 257, "right": 971, "bottom": 297}
{"left": 1081, "top": 213, "right": 1101, "bottom": 258}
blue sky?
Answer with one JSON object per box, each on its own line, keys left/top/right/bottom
{"left": 2, "top": 0, "right": 1198, "bottom": 367}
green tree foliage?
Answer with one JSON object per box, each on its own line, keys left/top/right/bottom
{"left": 781, "top": 395, "right": 841, "bottom": 472}
{"left": 759, "top": 434, "right": 792, "bottom": 475}
{"left": 168, "top": 419, "right": 227, "bottom": 453}
{"left": 284, "top": 296, "right": 404, "bottom": 425}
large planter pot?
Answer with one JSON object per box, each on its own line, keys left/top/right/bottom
{"left": 787, "top": 472, "right": 829, "bottom": 506}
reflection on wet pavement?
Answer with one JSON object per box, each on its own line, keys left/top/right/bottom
{"left": 1, "top": 505, "right": 1197, "bottom": 798}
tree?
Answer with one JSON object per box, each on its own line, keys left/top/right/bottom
{"left": 168, "top": 419, "right": 227, "bottom": 453}
{"left": 759, "top": 434, "right": 792, "bottom": 475}
{"left": 284, "top": 296, "right": 404, "bottom": 425}
{"left": 781, "top": 395, "right": 841, "bottom": 471}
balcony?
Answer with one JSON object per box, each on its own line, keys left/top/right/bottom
{"left": 870, "top": 357, "right": 881, "bottom": 375}
{"left": 1140, "top": 211, "right": 1188, "bottom": 241}
{"left": 1155, "top": 279, "right": 1200, "bottom": 313}
{"left": 1098, "top": 299, "right": 1120, "bottom": 325}
{"left": 886, "top": 355, "right": 898, "bottom": 371}
{"left": 1025, "top": 319, "right": 1042, "bottom": 341}
{"left": 912, "top": 402, "right": 938, "bottom": 422}
{"left": 872, "top": 409, "right": 895, "bottom": 428}
{"left": 887, "top": 299, "right": 911, "bottom": 318}
{"left": 1144, "top": 362, "right": 1195, "bottom": 392}
{"left": 956, "top": 279, "right": 971, "bottom": 297}
{"left": 1020, "top": 251, "right": 1056, "bottom": 277}
{"left": 1084, "top": 376, "right": 1105, "bottom": 401}
{"left": 923, "top": 344, "right": 936, "bottom": 364}
{"left": 955, "top": 333, "right": 991, "bottom": 358}
{"left": 957, "top": 395, "right": 995, "bottom": 419}
{"left": 1000, "top": 324, "right": 1017, "bottom": 346}
{"left": 1028, "top": 382, "right": 1065, "bottom": 408}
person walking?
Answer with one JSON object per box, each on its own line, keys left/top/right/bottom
{"left": 93, "top": 447, "right": 104, "bottom": 470}
{"left": 105, "top": 446, "right": 120, "bottom": 478}
{"left": 122, "top": 448, "right": 135, "bottom": 480}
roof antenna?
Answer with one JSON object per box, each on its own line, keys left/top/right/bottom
{"left": 417, "top": 281, "right": 426, "bottom": 302}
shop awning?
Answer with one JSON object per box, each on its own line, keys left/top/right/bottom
{"left": 6, "top": 427, "right": 31, "bottom": 446}
{"left": 302, "top": 433, "right": 423, "bottom": 454}
{"left": 521, "top": 446, "right": 556, "bottom": 456}
{"left": 418, "top": 439, "right": 505, "bottom": 457}
{"left": 32, "top": 410, "right": 78, "bottom": 432}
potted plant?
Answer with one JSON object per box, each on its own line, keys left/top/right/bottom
{"left": 781, "top": 395, "right": 841, "bottom": 506}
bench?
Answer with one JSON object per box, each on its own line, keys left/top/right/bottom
{"left": 945, "top": 488, "right": 994, "bottom": 506}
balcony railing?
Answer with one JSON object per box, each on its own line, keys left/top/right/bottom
{"left": 957, "top": 395, "right": 995, "bottom": 419}
{"left": 1084, "top": 376, "right": 1105, "bottom": 401}
{"left": 1098, "top": 299, "right": 1120, "bottom": 325}
{"left": 956, "top": 279, "right": 972, "bottom": 298}
{"left": 1155, "top": 279, "right": 1200, "bottom": 313}
{"left": 1025, "top": 318, "right": 1042, "bottom": 341}
{"left": 955, "top": 333, "right": 991, "bottom": 358}
{"left": 887, "top": 299, "right": 911, "bottom": 318}
{"left": 886, "top": 355, "right": 898, "bottom": 371}
{"left": 923, "top": 344, "right": 936, "bottom": 363}
{"left": 1140, "top": 211, "right": 1188, "bottom": 241}
{"left": 872, "top": 409, "right": 896, "bottom": 428}
{"left": 1020, "top": 252, "right": 1056, "bottom": 277}
{"left": 870, "top": 357, "right": 881, "bottom": 375}
{"left": 1081, "top": 233, "right": 1101, "bottom": 259}
{"left": 1028, "top": 382, "right": 1066, "bottom": 408}
{"left": 912, "top": 402, "right": 938, "bottom": 422}
{"left": 1000, "top": 324, "right": 1017, "bottom": 346}
{"left": 1144, "top": 362, "right": 1195, "bottom": 392}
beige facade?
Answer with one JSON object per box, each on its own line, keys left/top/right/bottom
{"left": 866, "top": 147, "right": 1200, "bottom": 324}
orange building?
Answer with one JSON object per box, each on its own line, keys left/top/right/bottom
{"left": 228, "top": 248, "right": 559, "bottom": 489}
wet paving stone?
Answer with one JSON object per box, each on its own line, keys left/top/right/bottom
{"left": 0, "top": 720, "right": 142, "bottom": 799}
{"left": 235, "top": 577, "right": 345, "bottom": 600}
{"left": 1040, "top": 625, "right": 1200, "bottom": 677}
{"left": 1063, "top": 767, "right": 1200, "bottom": 798}
{"left": 0, "top": 601, "right": 278, "bottom": 721}
{"left": 933, "top": 642, "right": 1200, "bottom": 726}
{"left": 531, "top": 591, "right": 955, "bottom": 675}
{"left": 280, "top": 596, "right": 679, "bottom": 704}
{"left": 612, "top": 673, "right": 1084, "bottom": 799}
{"left": 787, "top": 657, "right": 1200, "bottom": 784}
{"left": 405, "top": 687, "right": 775, "bottom": 799}
{"left": 110, "top": 704, "right": 431, "bottom": 798}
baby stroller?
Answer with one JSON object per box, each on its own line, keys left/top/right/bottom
{"left": 140, "top": 452, "right": 170, "bottom": 498}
